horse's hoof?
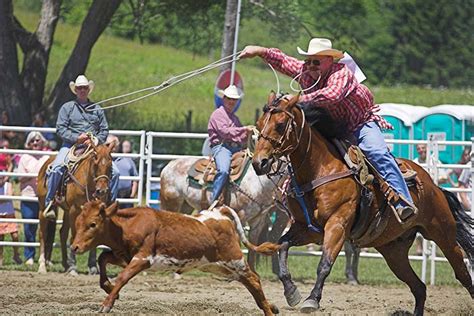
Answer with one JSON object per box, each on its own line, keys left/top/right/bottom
{"left": 88, "top": 266, "right": 99, "bottom": 275}
{"left": 173, "top": 272, "right": 182, "bottom": 280}
{"left": 284, "top": 287, "right": 302, "bottom": 307}
{"left": 38, "top": 264, "right": 47, "bottom": 274}
{"left": 68, "top": 269, "right": 79, "bottom": 277}
{"left": 99, "top": 305, "right": 111, "bottom": 313}
{"left": 300, "top": 299, "right": 320, "bottom": 313}
{"left": 346, "top": 279, "right": 359, "bottom": 286}
{"left": 270, "top": 304, "right": 280, "bottom": 314}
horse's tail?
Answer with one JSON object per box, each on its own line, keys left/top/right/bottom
{"left": 220, "top": 206, "right": 282, "bottom": 256}
{"left": 442, "top": 188, "right": 474, "bottom": 266}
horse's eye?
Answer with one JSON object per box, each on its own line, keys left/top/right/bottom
{"left": 89, "top": 222, "right": 96, "bottom": 229}
{"left": 275, "top": 122, "right": 286, "bottom": 133}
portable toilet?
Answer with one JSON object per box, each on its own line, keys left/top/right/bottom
{"left": 414, "top": 104, "right": 474, "bottom": 164}
{"left": 378, "top": 103, "right": 429, "bottom": 159}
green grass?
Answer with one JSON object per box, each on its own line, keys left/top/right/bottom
{"left": 14, "top": 9, "right": 474, "bottom": 134}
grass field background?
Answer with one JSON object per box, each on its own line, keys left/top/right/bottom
{"left": 15, "top": 9, "right": 474, "bottom": 135}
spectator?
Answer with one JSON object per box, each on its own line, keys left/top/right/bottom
{"left": 0, "top": 175, "right": 22, "bottom": 266}
{"left": 413, "top": 143, "right": 449, "bottom": 185}
{"left": 17, "top": 132, "right": 50, "bottom": 265}
{"left": 1, "top": 111, "right": 23, "bottom": 152}
{"left": 0, "top": 139, "right": 13, "bottom": 178}
{"left": 31, "top": 112, "right": 57, "bottom": 150}
{"left": 108, "top": 135, "right": 138, "bottom": 209}
{"left": 458, "top": 154, "right": 472, "bottom": 210}
{"left": 448, "top": 146, "right": 471, "bottom": 186}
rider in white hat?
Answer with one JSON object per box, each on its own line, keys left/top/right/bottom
{"left": 208, "top": 84, "right": 252, "bottom": 205}
{"left": 239, "top": 38, "right": 416, "bottom": 220}
{"left": 43, "top": 75, "right": 120, "bottom": 220}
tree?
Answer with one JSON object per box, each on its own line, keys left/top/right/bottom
{"left": 220, "top": 0, "right": 239, "bottom": 73}
{"left": 0, "top": 0, "right": 122, "bottom": 125}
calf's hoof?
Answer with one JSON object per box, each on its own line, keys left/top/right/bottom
{"left": 99, "top": 305, "right": 112, "bottom": 313}
{"left": 284, "top": 286, "right": 301, "bottom": 307}
{"left": 346, "top": 278, "right": 359, "bottom": 286}
{"left": 300, "top": 299, "right": 319, "bottom": 313}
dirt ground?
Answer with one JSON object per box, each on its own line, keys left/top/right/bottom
{"left": 0, "top": 270, "right": 472, "bottom": 315}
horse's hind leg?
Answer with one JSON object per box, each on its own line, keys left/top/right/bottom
{"left": 344, "top": 241, "right": 360, "bottom": 285}
{"left": 59, "top": 212, "right": 70, "bottom": 271}
{"left": 376, "top": 231, "right": 426, "bottom": 316}
{"left": 423, "top": 226, "right": 473, "bottom": 298}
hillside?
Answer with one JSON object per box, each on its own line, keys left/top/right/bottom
{"left": 16, "top": 10, "right": 473, "bottom": 132}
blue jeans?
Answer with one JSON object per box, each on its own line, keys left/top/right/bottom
{"left": 354, "top": 122, "right": 413, "bottom": 206}
{"left": 21, "top": 201, "right": 39, "bottom": 260}
{"left": 211, "top": 144, "right": 241, "bottom": 202}
{"left": 45, "top": 146, "right": 120, "bottom": 205}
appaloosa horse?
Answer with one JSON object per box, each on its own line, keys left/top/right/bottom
{"left": 251, "top": 93, "right": 473, "bottom": 315}
{"left": 160, "top": 156, "right": 288, "bottom": 273}
{"left": 36, "top": 142, "right": 115, "bottom": 274}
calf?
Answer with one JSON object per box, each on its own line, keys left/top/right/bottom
{"left": 71, "top": 201, "right": 280, "bottom": 315}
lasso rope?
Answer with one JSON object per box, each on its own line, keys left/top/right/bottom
{"left": 86, "top": 51, "right": 242, "bottom": 112}
{"left": 289, "top": 69, "right": 321, "bottom": 93}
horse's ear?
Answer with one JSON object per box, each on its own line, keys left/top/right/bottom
{"left": 267, "top": 91, "right": 276, "bottom": 106}
{"left": 104, "top": 202, "right": 119, "bottom": 217}
{"left": 288, "top": 93, "right": 300, "bottom": 107}
{"left": 107, "top": 141, "right": 115, "bottom": 152}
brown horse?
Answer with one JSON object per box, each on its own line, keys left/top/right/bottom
{"left": 252, "top": 93, "right": 473, "bottom": 315}
{"left": 36, "top": 142, "right": 115, "bottom": 273}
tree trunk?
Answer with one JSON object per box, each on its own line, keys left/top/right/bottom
{"left": 19, "top": 0, "right": 61, "bottom": 118}
{"left": 46, "top": 0, "right": 122, "bottom": 114}
{"left": 220, "top": 0, "right": 238, "bottom": 73}
{"left": 0, "top": 0, "right": 29, "bottom": 125}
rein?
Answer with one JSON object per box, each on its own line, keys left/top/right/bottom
{"left": 65, "top": 150, "right": 111, "bottom": 203}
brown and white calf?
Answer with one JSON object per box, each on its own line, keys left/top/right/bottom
{"left": 71, "top": 201, "right": 280, "bottom": 315}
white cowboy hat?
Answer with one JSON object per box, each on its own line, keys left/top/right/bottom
{"left": 297, "top": 38, "right": 344, "bottom": 59}
{"left": 69, "top": 75, "right": 95, "bottom": 95}
{"left": 217, "top": 85, "right": 244, "bottom": 100}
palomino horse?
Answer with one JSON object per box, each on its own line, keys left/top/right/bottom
{"left": 160, "top": 156, "right": 288, "bottom": 272}
{"left": 36, "top": 142, "right": 114, "bottom": 273}
{"left": 252, "top": 93, "right": 473, "bottom": 314}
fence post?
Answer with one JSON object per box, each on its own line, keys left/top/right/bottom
{"left": 185, "top": 110, "right": 193, "bottom": 132}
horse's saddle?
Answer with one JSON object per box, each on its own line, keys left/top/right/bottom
{"left": 332, "top": 139, "right": 421, "bottom": 244}
{"left": 333, "top": 139, "right": 418, "bottom": 187}
{"left": 187, "top": 150, "right": 251, "bottom": 186}
{"left": 50, "top": 144, "right": 94, "bottom": 202}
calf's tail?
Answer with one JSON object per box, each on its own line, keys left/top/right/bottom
{"left": 221, "top": 206, "right": 281, "bottom": 256}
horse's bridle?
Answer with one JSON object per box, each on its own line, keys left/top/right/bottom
{"left": 258, "top": 95, "right": 311, "bottom": 170}
{"left": 67, "top": 150, "right": 112, "bottom": 202}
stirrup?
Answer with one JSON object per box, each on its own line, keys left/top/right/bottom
{"left": 43, "top": 201, "right": 56, "bottom": 220}
{"left": 396, "top": 205, "right": 416, "bottom": 221}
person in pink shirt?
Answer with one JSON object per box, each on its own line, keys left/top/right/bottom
{"left": 239, "top": 38, "right": 416, "bottom": 220}
{"left": 208, "top": 85, "right": 253, "bottom": 204}
{"left": 17, "top": 131, "right": 50, "bottom": 265}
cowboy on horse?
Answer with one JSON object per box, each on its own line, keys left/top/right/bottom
{"left": 207, "top": 84, "right": 253, "bottom": 205}
{"left": 239, "top": 38, "right": 416, "bottom": 221}
{"left": 43, "top": 75, "right": 120, "bottom": 219}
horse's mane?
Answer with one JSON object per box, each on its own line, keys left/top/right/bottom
{"left": 298, "top": 103, "right": 349, "bottom": 139}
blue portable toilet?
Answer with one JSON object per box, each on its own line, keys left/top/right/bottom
{"left": 414, "top": 105, "right": 474, "bottom": 164}
{"left": 379, "top": 103, "right": 429, "bottom": 159}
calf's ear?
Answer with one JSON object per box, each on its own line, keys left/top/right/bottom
{"left": 105, "top": 201, "right": 119, "bottom": 217}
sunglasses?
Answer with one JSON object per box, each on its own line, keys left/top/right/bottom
{"left": 76, "top": 86, "right": 89, "bottom": 91}
{"left": 305, "top": 59, "right": 321, "bottom": 66}
{"left": 30, "top": 138, "right": 42, "bottom": 144}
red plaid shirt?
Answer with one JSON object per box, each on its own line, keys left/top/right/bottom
{"left": 263, "top": 48, "right": 392, "bottom": 132}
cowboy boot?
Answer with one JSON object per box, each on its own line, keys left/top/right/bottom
{"left": 43, "top": 201, "right": 56, "bottom": 220}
